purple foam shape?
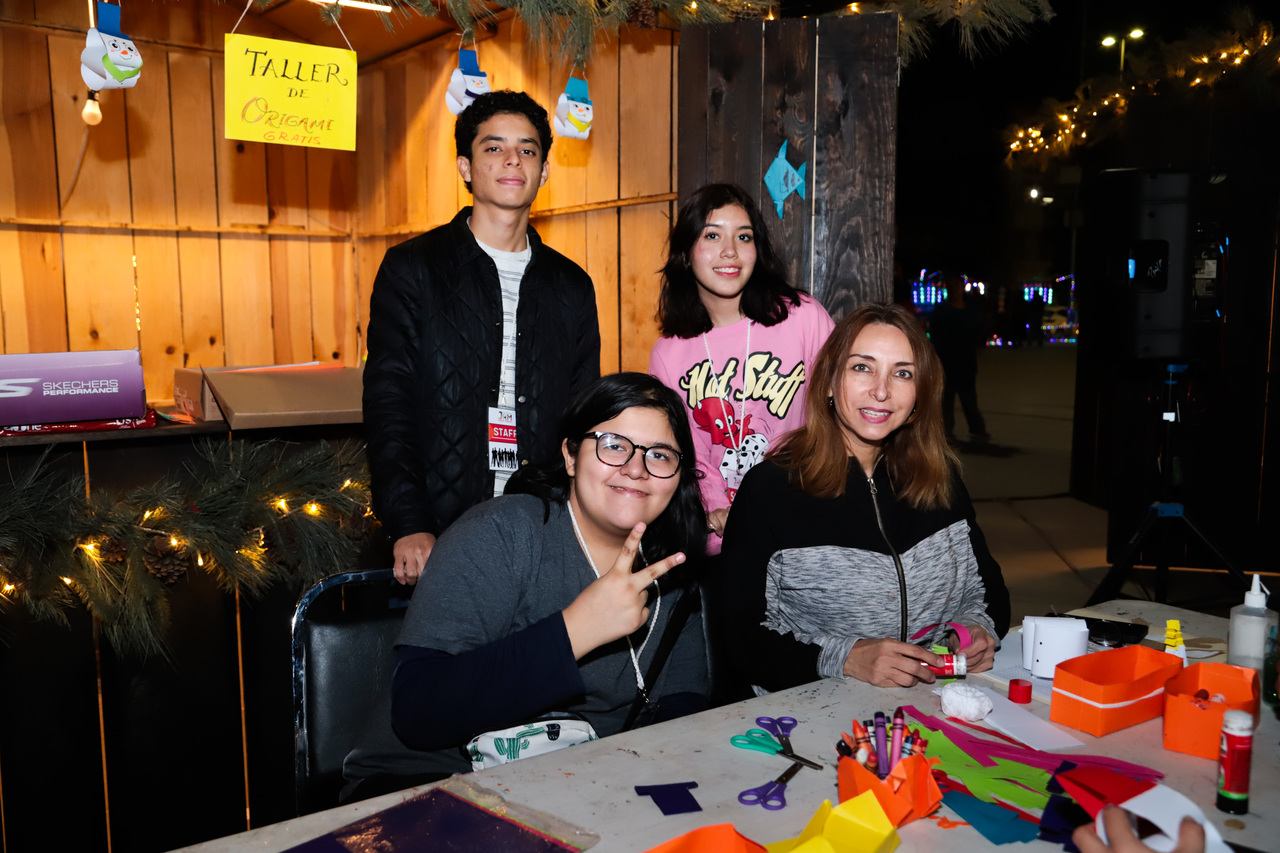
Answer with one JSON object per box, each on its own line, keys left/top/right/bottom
{"left": 634, "top": 782, "right": 702, "bottom": 816}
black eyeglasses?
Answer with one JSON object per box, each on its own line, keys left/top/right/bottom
{"left": 581, "top": 432, "right": 683, "bottom": 479}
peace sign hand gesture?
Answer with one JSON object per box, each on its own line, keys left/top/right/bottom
{"left": 562, "top": 523, "right": 685, "bottom": 660}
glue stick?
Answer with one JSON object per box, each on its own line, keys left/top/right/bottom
{"left": 1216, "top": 710, "right": 1253, "bottom": 815}
{"left": 924, "top": 653, "right": 967, "bottom": 676}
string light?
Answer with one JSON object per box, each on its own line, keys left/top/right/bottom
{"left": 81, "top": 91, "right": 102, "bottom": 126}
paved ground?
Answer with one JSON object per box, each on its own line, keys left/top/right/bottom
{"left": 955, "top": 342, "right": 1266, "bottom": 626}
{"left": 955, "top": 344, "right": 1126, "bottom": 627}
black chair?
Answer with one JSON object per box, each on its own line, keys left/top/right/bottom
{"left": 292, "top": 568, "right": 411, "bottom": 816}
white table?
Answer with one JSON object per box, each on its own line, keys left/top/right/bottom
{"left": 175, "top": 601, "right": 1278, "bottom": 852}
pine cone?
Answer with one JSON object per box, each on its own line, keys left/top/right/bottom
{"left": 628, "top": 0, "right": 657, "bottom": 30}
{"left": 264, "top": 542, "right": 290, "bottom": 570}
{"left": 98, "top": 537, "right": 128, "bottom": 565}
{"left": 143, "top": 536, "right": 190, "bottom": 584}
{"left": 341, "top": 508, "right": 376, "bottom": 541}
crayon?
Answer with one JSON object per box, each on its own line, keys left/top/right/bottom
{"left": 888, "top": 707, "right": 905, "bottom": 774}
{"left": 852, "top": 720, "right": 872, "bottom": 753}
{"left": 863, "top": 720, "right": 878, "bottom": 774}
{"left": 854, "top": 720, "right": 877, "bottom": 774}
{"left": 874, "top": 712, "right": 888, "bottom": 779}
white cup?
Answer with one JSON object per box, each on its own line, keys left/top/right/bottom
{"left": 1021, "top": 616, "right": 1090, "bottom": 678}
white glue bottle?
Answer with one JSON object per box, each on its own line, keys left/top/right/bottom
{"left": 1227, "top": 574, "right": 1277, "bottom": 671}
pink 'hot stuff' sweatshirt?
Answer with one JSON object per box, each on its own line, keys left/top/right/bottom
{"left": 649, "top": 293, "right": 834, "bottom": 554}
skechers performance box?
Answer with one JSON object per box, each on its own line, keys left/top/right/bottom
{"left": 0, "top": 350, "right": 147, "bottom": 426}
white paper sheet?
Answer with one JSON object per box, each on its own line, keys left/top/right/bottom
{"left": 973, "top": 685, "right": 1083, "bottom": 750}
{"left": 1097, "top": 784, "right": 1231, "bottom": 853}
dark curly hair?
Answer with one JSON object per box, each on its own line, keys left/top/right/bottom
{"left": 657, "top": 183, "right": 802, "bottom": 339}
{"left": 454, "top": 90, "right": 552, "bottom": 193}
{"left": 506, "top": 372, "right": 707, "bottom": 568}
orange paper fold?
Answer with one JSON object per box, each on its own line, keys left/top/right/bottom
{"left": 836, "top": 754, "right": 941, "bottom": 826}
{"left": 642, "top": 823, "right": 768, "bottom": 853}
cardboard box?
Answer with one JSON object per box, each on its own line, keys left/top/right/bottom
{"left": 1163, "top": 663, "right": 1259, "bottom": 759}
{"left": 173, "top": 364, "right": 362, "bottom": 428}
{"left": 1050, "top": 645, "right": 1184, "bottom": 737}
{"left": 173, "top": 365, "right": 247, "bottom": 422}
{"left": 1, "top": 349, "right": 146, "bottom": 426}
{"left": 203, "top": 364, "right": 362, "bottom": 429}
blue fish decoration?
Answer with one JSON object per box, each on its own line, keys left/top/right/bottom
{"left": 763, "top": 141, "right": 806, "bottom": 218}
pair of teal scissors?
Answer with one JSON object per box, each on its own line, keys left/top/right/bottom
{"left": 730, "top": 727, "right": 822, "bottom": 770}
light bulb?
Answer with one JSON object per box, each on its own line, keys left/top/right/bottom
{"left": 82, "top": 91, "right": 102, "bottom": 126}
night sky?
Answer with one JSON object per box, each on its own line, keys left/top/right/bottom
{"left": 893, "top": 0, "right": 1242, "bottom": 283}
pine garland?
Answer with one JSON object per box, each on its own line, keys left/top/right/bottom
{"left": 237, "top": 0, "right": 1052, "bottom": 67}
{"left": 0, "top": 440, "right": 374, "bottom": 659}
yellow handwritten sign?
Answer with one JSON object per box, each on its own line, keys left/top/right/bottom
{"left": 224, "top": 34, "right": 356, "bottom": 151}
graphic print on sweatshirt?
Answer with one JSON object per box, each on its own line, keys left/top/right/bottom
{"left": 676, "top": 350, "right": 807, "bottom": 501}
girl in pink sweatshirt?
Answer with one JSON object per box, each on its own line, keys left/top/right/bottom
{"left": 649, "top": 184, "right": 833, "bottom": 555}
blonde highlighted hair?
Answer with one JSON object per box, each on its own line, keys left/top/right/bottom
{"left": 772, "top": 302, "right": 958, "bottom": 509}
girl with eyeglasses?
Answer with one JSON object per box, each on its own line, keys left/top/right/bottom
{"left": 649, "top": 184, "right": 833, "bottom": 552}
{"left": 342, "top": 373, "right": 709, "bottom": 799}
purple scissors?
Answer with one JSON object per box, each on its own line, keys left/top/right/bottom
{"left": 756, "top": 716, "right": 798, "bottom": 755}
{"left": 752, "top": 716, "right": 822, "bottom": 770}
{"left": 738, "top": 760, "right": 803, "bottom": 810}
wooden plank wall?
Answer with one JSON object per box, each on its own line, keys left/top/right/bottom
{"left": 357, "top": 22, "right": 678, "bottom": 374}
{"left": 0, "top": 0, "right": 678, "bottom": 404}
{"left": 0, "top": 0, "right": 359, "bottom": 403}
{"left": 678, "top": 15, "right": 898, "bottom": 318}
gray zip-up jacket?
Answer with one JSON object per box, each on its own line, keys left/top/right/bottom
{"left": 720, "top": 458, "right": 1009, "bottom": 692}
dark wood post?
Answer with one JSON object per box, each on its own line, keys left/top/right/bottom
{"left": 678, "top": 14, "right": 898, "bottom": 318}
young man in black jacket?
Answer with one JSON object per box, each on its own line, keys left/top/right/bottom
{"left": 363, "top": 91, "right": 601, "bottom": 585}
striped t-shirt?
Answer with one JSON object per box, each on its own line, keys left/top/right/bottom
{"left": 475, "top": 235, "right": 532, "bottom": 497}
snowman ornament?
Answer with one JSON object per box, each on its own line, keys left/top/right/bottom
{"left": 553, "top": 76, "right": 593, "bottom": 140}
{"left": 445, "top": 48, "right": 490, "bottom": 115}
{"left": 81, "top": 1, "right": 142, "bottom": 90}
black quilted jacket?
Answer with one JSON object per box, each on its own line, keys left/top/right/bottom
{"left": 362, "top": 208, "right": 601, "bottom": 543}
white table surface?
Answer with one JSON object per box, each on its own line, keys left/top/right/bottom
{"left": 174, "top": 601, "right": 1278, "bottom": 853}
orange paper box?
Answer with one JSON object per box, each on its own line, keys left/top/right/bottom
{"left": 1163, "top": 663, "right": 1260, "bottom": 759}
{"left": 836, "top": 754, "right": 941, "bottom": 827}
{"left": 1050, "top": 645, "right": 1184, "bottom": 737}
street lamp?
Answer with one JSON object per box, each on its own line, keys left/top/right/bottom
{"left": 1101, "top": 29, "right": 1144, "bottom": 73}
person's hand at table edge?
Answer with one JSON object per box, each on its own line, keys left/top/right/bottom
{"left": 1073, "top": 805, "right": 1205, "bottom": 853}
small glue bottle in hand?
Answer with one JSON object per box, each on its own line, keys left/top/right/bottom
{"left": 1216, "top": 710, "right": 1252, "bottom": 815}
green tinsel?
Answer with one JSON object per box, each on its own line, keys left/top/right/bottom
{"left": 0, "top": 440, "right": 374, "bottom": 659}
